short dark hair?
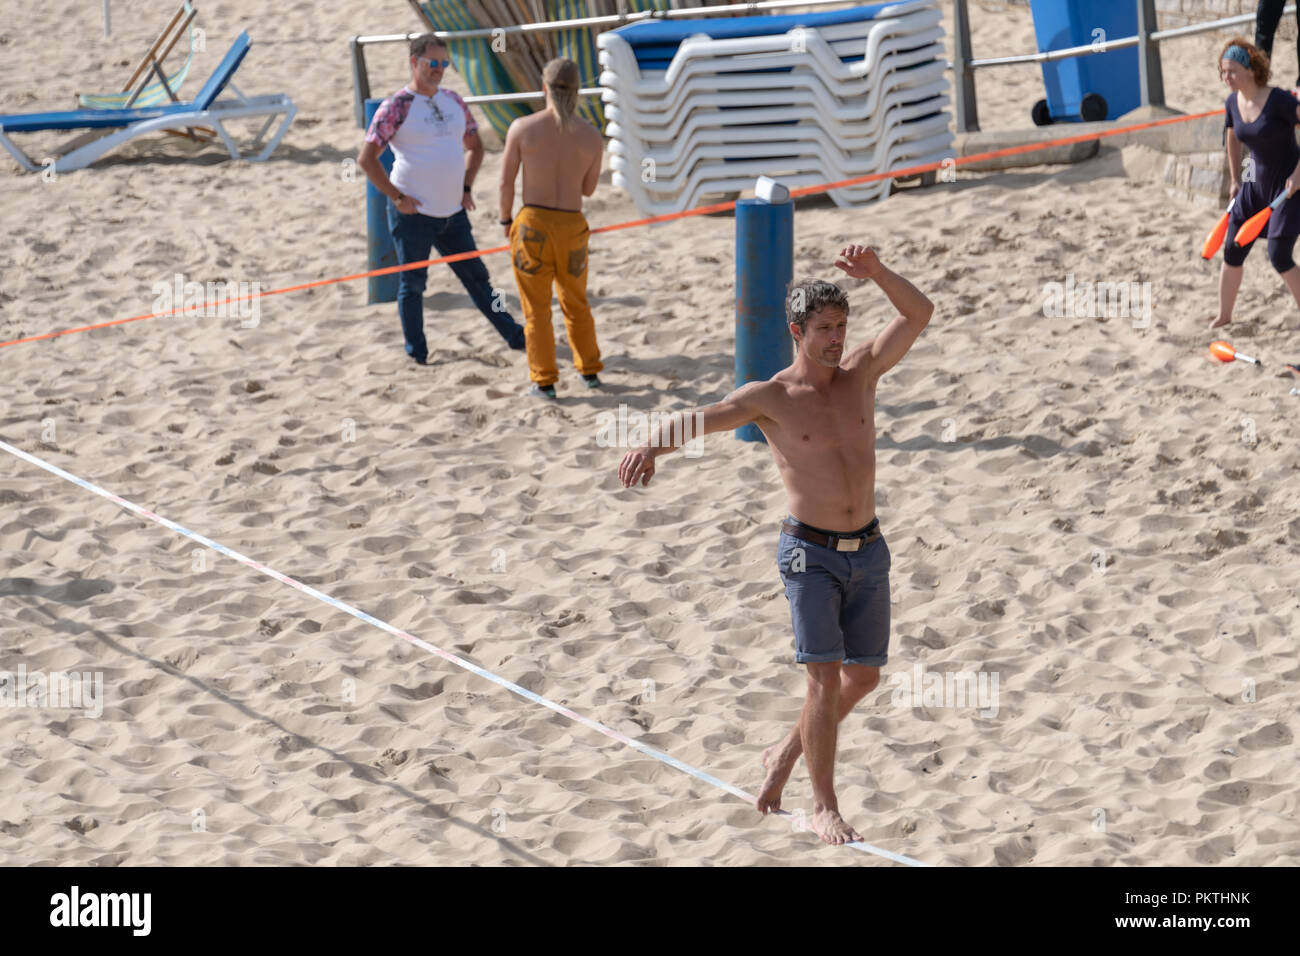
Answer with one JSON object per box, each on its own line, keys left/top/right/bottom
{"left": 410, "top": 33, "right": 447, "bottom": 58}
{"left": 786, "top": 277, "right": 849, "bottom": 333}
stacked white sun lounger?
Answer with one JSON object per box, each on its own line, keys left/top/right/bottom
{"left": 597, "top": 1, "right": 953, "bottom": 214}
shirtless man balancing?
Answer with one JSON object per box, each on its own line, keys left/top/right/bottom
{"left": 499, "top": 57, "right": 605, "bottom": 400}
{"left": 618, "top": 245, "right": 933, "bottom": 845}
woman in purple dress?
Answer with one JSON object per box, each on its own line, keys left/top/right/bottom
{"left": 1213, "top": 38, "right": 1300, "bottom": 329}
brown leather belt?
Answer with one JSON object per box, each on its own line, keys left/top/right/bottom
{"left": 781, "top": 517, "right": 880, "bottom": 552}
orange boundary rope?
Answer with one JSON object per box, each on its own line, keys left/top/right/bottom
{"left": 0, "top": 108, "right": 1222, "bottom": 350}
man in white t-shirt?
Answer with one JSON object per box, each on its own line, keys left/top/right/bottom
{"left": 358, "top": 34, "right": 525, "bottom": 365}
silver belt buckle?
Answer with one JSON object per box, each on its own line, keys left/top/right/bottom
{"left": 835, "top": 536, "right": 862, "bottom": 552}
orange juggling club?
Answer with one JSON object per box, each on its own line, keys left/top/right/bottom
{"left": 1201, "top": 197, "right": 1236, "bottom": 259}
{"left": 1209, "top": 340, "right": 1263, "bottom": 367}
{"left": 1233, "top": 192, "right": 1288, "bottom": 246}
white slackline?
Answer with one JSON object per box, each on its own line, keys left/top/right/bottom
{"left": 0, "top": 438, "right": 930, "bottom": 867}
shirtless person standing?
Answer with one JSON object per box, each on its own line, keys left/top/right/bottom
{"left": 617, "top": 246, "right": 933, "bottom": 845}
{"left": 499, "top": 57, "right": 605, "bottom": 400}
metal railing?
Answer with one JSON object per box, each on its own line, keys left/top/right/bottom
{"left": 350, "top": 0, "right": 861, "bottom": 125}
{"left": 353, "top": 0, "right": 1282, "bottom": 134}
{"left": 953, "top": 0, "right": 1298, "bottom": 133}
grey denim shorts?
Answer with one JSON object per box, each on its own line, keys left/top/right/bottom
{"left": 776, "top": 520, "right": 891, "bottom": 666}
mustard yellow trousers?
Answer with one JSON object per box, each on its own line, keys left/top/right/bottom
{"left": 509, "top": 205, "right": 604, "bottom": 386}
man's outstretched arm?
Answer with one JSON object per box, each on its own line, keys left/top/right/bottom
{"left": 617, "top": 382, "right": 767, "bottom": 488}
{"left": 835, "top": 245, "right": 933, "bottom": 381}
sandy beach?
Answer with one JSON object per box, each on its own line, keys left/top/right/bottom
{"left": 0, "top": 0, "right": 1297, "bottom": 866}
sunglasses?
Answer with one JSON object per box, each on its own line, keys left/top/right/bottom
{"left": 419, "top": 57, "right": 451, "bottom": 69}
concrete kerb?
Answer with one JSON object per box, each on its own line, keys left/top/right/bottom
{"left": 955, "top": 106, "right": 1230, "bottom": 206}
{"left": 955, "top": 105, "right": 1225, "bottom": 169}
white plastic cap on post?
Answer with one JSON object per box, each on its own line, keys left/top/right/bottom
{"left": 755, "top": 176, "right": 790, "bottom": 204}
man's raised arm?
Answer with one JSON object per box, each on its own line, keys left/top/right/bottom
{"left": 617, "top": 382, "right": 767, "bottom": 488}
{"left": 835, "top": 245, "right": 933, "bottom": 381}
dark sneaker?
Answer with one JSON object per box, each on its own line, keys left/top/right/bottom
{"left": 582, "top": 374, "right": 602, "bottom": 388}
{"left": 527, "top": 383, "right": 557, "bottom": 400}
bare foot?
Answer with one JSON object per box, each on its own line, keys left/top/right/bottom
{"left": 755, "top": 742, "right": 799, "bottom": 814}
{"left": 1209, "top": 314, "right": 1232, "bottom": 330}
{"left": 810, "top": 807, "right": 862, "bottom": 846}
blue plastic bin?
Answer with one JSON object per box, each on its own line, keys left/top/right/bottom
{"left": 1028, "top": 0, "right": 1140, "bottom": 124}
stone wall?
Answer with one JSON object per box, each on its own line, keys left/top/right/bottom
{"left": 1157, "top": 150, "right": 1231, "bottom": 206}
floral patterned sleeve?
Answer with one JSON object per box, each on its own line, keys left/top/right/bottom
{"left": 444, "top": 90, "right": 479, "bottom": 135}
{"left": 364, "top": 91, "right": 414, "bottom": 148}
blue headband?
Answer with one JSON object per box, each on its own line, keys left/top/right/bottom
{"left": 1224, "top": 45, "right": 1251, "bottom": 68}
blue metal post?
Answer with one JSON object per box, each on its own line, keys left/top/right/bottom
{"left": 364, "top": 97, "right": 399, "bottom": 304}
{"left": 734, "top": 197, "right": 793, "bottom": 443}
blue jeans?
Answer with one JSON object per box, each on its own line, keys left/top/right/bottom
{"left": 386, "top": 204, "right": 525, "bottom": 361}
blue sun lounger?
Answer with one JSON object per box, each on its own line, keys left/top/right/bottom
{"left": 0, "top": 31, "right": 296, "bottom": 173}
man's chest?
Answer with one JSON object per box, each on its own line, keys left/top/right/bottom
{"left": 775, "top": 391, "right": 875, "bottom": 451}
{"left": 393, "top": 94, "right": 464, "bottom": 150}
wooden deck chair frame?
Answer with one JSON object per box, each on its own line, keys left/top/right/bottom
{"left": 120, "top": 2, "right": 214, "bottom": 142}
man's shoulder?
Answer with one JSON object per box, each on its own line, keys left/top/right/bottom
{"left": 576, "top": 116, "right": 603, "bottom": 145}
{"left": 375, "top": 88, "right": 415, "bottom": 121}
{"left": 365, "top": 89, "right": 416, "bottom": 145}
{"left": 840, "top": 338, "right": 877, "bottom": 373}
{"left": 734, "top": 376, "right": 800, "bottom": 427}
{"left": 508, "top": 111, "right": 548, "bottom": 139}
{"left": 739, "top": 375, "right": 791, "bottom": 404}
